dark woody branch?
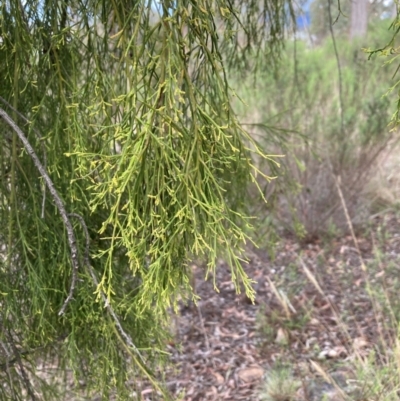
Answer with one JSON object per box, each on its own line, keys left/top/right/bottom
{"left": 0, "top": 108, "right": 78, "bottom": 316}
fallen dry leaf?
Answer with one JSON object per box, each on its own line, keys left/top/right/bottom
{"left": 207, "top": 386, "right": 218, "bottom": 396}
{"left": 237, "top": 366, "right": 264, "bottom": 383}
{"left": 213, "top": 372, "right": 225, "bottom": 385}
{"left": 275, "top": 327, "right": 289, "bottom": 345}
{"left": 353, "top": 337, "right": 369, "bottom": 350}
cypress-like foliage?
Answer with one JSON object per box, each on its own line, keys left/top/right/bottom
{"left": 0, "top": 1, "right": 293, "bottom": 399}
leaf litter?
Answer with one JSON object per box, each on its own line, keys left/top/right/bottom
{"left": 157, "top": 211, "right": 400, "bottom": 401}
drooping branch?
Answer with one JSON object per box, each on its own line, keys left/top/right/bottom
{"left": 0, "top": 335, "right": 67, "bottom": 372}
{"left": 0, "top": 108, "right": 79, "bottom": 315}
{"left": 0, "top": 106, "right": 145, "bottom": 358}
{"left": 68, "top": 213, "right": 145, "bottom": 363}
{"left": 0, "top": 96, "right": 48, "bottom": 218}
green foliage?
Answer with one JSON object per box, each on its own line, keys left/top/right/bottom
{"left": 351, "top": 353, "right": 400, "bottom": 400}
{"left": 0, "top": 0, "right": 295, "bottom": 399}
{"left": 259, "top": 363, "right": 300, "bottom": 401}
{"left": 367, "top": 13, "right": 400, "bottom": 128}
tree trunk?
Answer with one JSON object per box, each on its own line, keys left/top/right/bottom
{"left": 350, "top": 0, "right": 368, "bottom": 39}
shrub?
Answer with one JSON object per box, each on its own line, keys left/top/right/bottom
{"left": 233, "top": 21, "right": 398, "bottom": 241}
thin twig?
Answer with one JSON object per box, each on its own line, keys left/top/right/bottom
{"left": 8, "top": 333, "right": 36, "bottom": 401}
{"left": 334, "top": 174, "right": 389, "bottom": 362}
{"left": 0, "top": 334, "right": 67, "bottom": 372}
{"left": 68, "top": 213, "right": 145, "bottom": 363}
{"left": 196, "top": 303, "right": 215, "bottom": 368}
{"left": 299, "top": 257, "right": 352, "bottom": 355}
{"left": 327, "top": 0, "right": 345, "bottom": 163}
{"left": 0, "top": 96, "right": 47, "bottom": 217}
{"left": 68, "top": 213, "right": 90, "bottom": 265}
{"left": 0, "top": 341, "right": 16, "bottom": 399}
{"left": 0, "top": 108, "right": 79, "bottom": 315}
{"left": 333, "top": 176, "right": 365, "bottom": 269}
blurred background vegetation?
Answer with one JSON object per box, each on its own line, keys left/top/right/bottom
{"left": 232, "top": 4, "right": 400, "bottom": 247}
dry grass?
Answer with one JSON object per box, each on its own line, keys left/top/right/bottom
{"left": 256, "top": 174, "right": 400, "bottom": 401}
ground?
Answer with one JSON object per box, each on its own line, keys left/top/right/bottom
{"left": 152, "top": 211, "right": 400, "bottom": 401}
